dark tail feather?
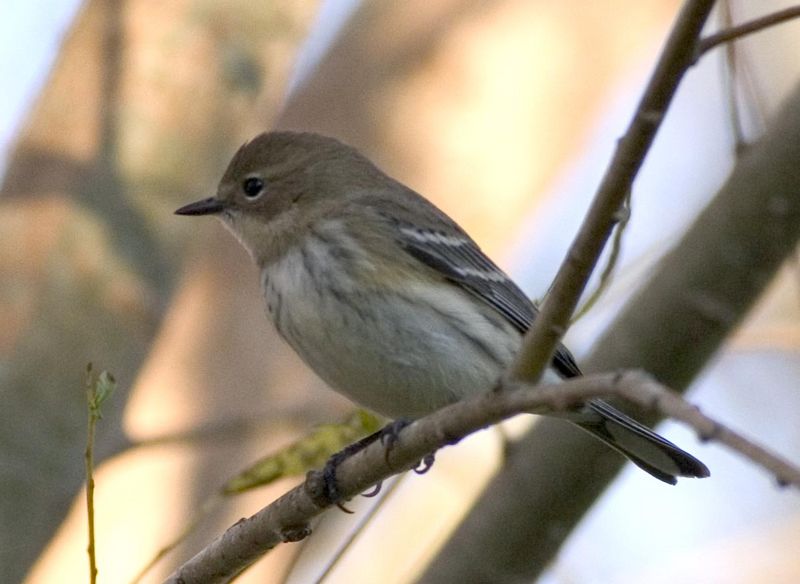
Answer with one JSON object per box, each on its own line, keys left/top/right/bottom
{"left": 570, "top": 399, "right": 710, "bottom": 485}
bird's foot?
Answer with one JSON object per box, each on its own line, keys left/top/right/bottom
{"left": 318, "top": 418, "right": 437, "bottom": 509}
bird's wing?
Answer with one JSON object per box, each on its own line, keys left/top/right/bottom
{"left": 385, "top": 211, "right": 581, "bottom": 379}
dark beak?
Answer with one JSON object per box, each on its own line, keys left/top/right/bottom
{"left": 174, "top": 197, "right": 225, "bottom": 216}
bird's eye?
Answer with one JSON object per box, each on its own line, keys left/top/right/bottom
{"left": 242, "top": 177, "right": 265, "bottom": 199}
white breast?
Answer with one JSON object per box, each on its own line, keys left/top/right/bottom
{"left": 260, "top": 226, "right": 521, "bottom": 419}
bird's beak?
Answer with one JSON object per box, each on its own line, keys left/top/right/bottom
{"left": 174, "top": 197, "right": 225, "bottom": 216}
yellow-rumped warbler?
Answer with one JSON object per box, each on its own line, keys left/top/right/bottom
{"left": 176, "top": 131, "right": 708, "bottom": 484}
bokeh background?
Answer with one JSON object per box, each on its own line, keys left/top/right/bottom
{"left": 3, "top": 1, "right": 800, "bottom": 582}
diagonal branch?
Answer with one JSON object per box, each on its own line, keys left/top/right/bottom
{"left": 510, "top": 0, "right": 716, "bottom": 381}
{"left": 695, "top": 5, "right": 800, "bottom": 59}
{"left": 164, "top": 372, "right": 800, "bottom": 583}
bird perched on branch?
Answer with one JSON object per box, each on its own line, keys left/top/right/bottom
{"left": 176, "top": 131, "right": 709, "bottom": 487}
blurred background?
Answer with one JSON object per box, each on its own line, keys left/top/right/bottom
{"left": 3, "top": 1, "right": 800, "bottom": 582}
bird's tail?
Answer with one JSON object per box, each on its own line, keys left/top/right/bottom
{"left": 568, "top": 400, "right": 710, "bottom": 485}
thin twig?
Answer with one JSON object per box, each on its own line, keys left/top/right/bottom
{"left": 718, "top": 1, "right": 748, "bottom": 151}
{"left": 613, "top": 379, "right": 800, "bottom": 487}
{"left": 509, "top": 0, "right": 717, "bottom": 382}
{"left": 696, "top": 5, "right": 800, "bottom": 59}
{"left": 85, "top": 370, "right": 99, "bottom": 584}
{"left": 572, "top": 194, "right": 631, "bottom": 322}
{"left": 84, "top": 366, "right": 116, "bottom": 584}
{"left": 164, "top": 371, "right": 800, "bottom": 583}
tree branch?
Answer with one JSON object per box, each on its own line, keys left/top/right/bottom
{"left": 510, "top": 0, "right": 716, "bottom": 381}
{"left": 419, "top": 70, "right": 800, "bottom": 584}
{"left": 164, "top": 372, "right": 800, "bottom": 583}
{"left": 695, "top": 5, "right": 800, "bottom": 59}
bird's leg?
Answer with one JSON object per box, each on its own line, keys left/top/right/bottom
{"left": 376, "top": 418, "right": 412, "bottom": 464}
{"left": 375, "top": 418, "right": 437, "bottom": 474}
{"left": 320, "top": 418, "right": 437, "bottom": 507}
{"left": 413, "top": 453, "right": 436, "bottom": 474}
{"left": 321, "top": 430, "right": 383, "bottom": 511}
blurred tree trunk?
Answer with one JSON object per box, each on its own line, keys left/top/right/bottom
{"left": 0, "top": 0, "right": 317, "bottom": 581}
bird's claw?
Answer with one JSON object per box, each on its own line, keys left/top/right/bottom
{"left": 379, "top": 418, "right": 411, "bottom": 466}
{"left": 413, "top": 453, "right": 436, "bottom": 474}
{"left": 362, "top": 481, "right": 383, "bottom": 498}
{"left": 318, "top": 418, "right": 437, "bottom": 510}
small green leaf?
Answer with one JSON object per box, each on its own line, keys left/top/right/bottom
{"left": 86, "top": 365, "right": 117, "bottom": 420}
{"left": 222, "top": 409, "right": 382, "bottom": 494}
{"left": 94, "top": 371, "right": 116, "bottom": 408}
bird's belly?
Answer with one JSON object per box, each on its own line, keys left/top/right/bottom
{"left": 262, "top": 249, "right": 520, "bottom": 419}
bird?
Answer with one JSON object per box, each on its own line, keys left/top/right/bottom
{"left": 175, "top": 131, "right": 709, "bottom": 486}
